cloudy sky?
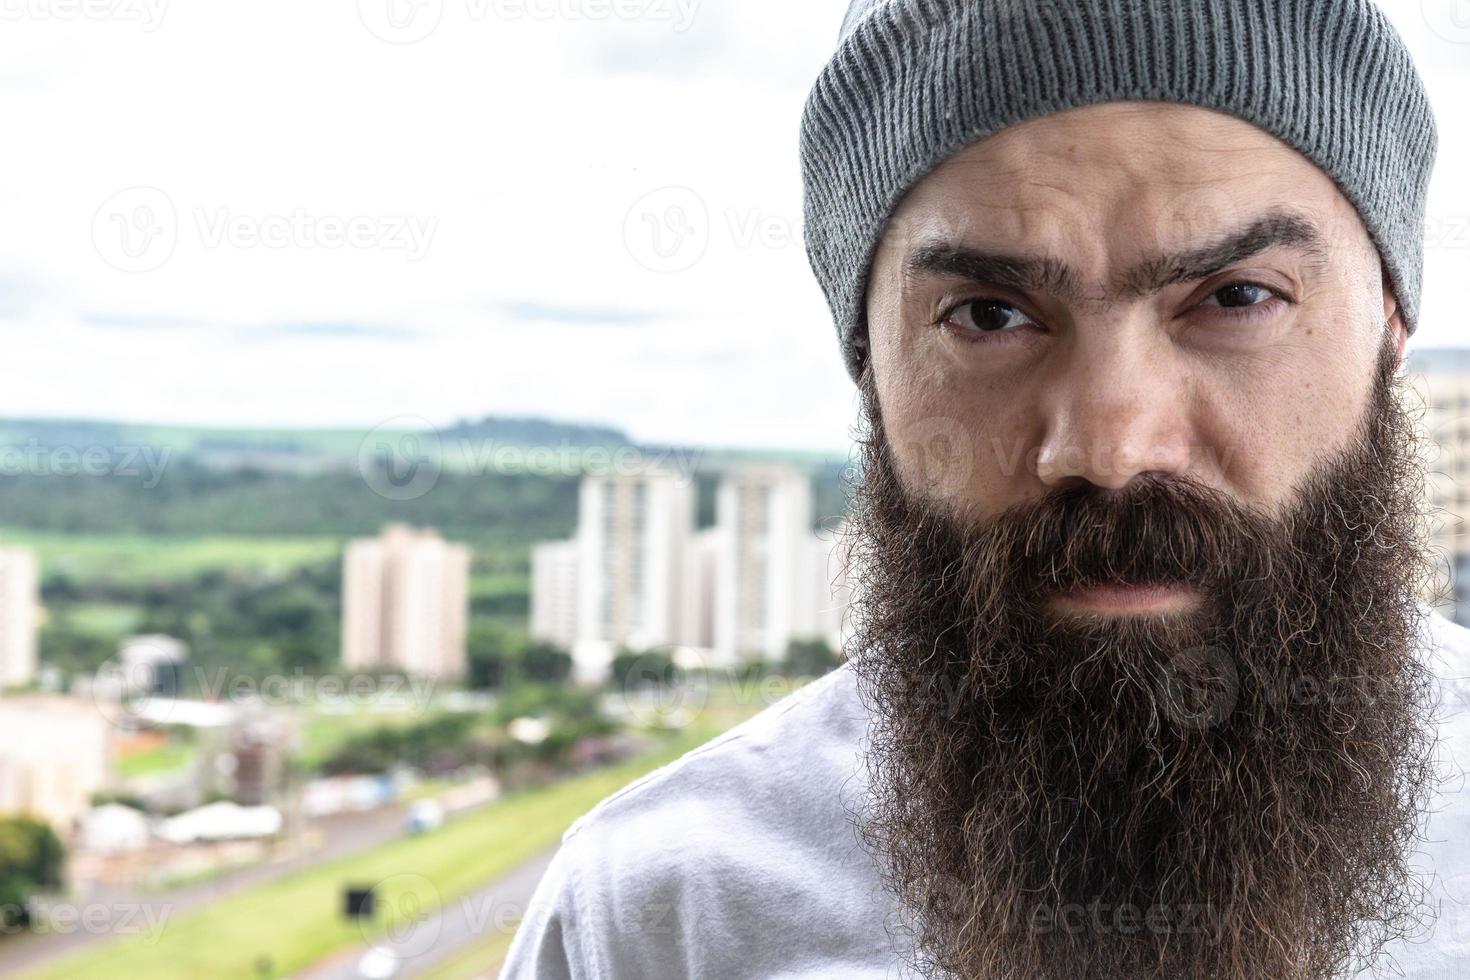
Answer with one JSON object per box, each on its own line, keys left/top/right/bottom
{"left": 0, "top": 0, "right": 1466, "bottom": 452}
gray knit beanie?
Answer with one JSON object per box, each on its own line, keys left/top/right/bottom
{"left": 800, "top": 0, "right": 1438, "bottom": 383}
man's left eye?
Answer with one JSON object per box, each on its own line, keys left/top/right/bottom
{"left": 1201, "top": 282, "right": 1279, "bottom": 310}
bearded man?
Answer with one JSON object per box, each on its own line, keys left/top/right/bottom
{"left": 501, "top": 1, "right": 1470, "bottom": 978}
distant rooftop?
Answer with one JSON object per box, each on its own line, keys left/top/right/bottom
{"left": 1408, "top": 347, "right": 1470, "bottom": 374}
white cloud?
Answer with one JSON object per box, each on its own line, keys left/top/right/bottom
{"left": 0, "top": 0, "right": 1463, "bottom": 451}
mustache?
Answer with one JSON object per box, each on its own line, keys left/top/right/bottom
{"left": 887, "top": 467, "right": 1281, "bottom": 614}
{"left": 974, "top": 473, "right": 1272, "bottom": 599}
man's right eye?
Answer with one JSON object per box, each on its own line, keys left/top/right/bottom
{"left": 940, "top": 299, "right": 1038, "bottom": 336}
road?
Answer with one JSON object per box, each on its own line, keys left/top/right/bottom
{"left": 0, "top": 802, "right": 416, "bottom": 976}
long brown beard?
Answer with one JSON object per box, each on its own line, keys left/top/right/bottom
{"left": 845, "top": 342, "right": 1440, "bottom": 980}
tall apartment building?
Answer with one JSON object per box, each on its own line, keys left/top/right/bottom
{"left": 1411, "top": 348, "right": 1470, "bottom": 626}
{"left": 0, "top": 696, "right": 110, "bottom": 832}
{"left": 0, "top": 547, "right": 39, "bottom": 690}
{"left": 530, "top": 540, "right": 579, "bottom": 651}
{"left": 572, "top": 472, "right": 696, "bottom": 682}
{"left": 532, "top": 467, "right": 853, "bottom": 681}
{"left": 712, "top": 466, "right": 846, "bottom": 664}
{"left": 342, "top": 525, "right": 472, "bottom": 680}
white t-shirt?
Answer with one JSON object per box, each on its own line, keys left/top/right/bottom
{"left": 500, "top": 613, "right": 1470, "bottom": 979}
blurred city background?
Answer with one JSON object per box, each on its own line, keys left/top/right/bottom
{"left": 0, "top": 1, "right": 1466, "bottom": 978}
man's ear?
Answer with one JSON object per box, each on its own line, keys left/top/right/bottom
{"left": 1384, "top": 290, "right": 1408, "bottom": 368}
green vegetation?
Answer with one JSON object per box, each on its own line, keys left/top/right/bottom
{"left": 20, "top": 716, "right": 755, "bottom": 980}
{"left": 42, "top": 558, "right": 343, "bottom": 682}
{"left": 0, "top": 818, "right": 64, "bottom": 932}
{"left": 319, "top": 713, "right": 487, "bottom": 776}
{"left": 296, "top": 708, "right": 432, "bottom": 774}
{"left": 0, "top": 460, "right": 579, "bottom": 544}
{"left": 4, "top": 531, "right": 343, "bottom": 587}
{"left": 116, "top": 740, "right": 198, "bottom": 780}
{"left": 467, "top": 622, "right": 572, "bottom": 691}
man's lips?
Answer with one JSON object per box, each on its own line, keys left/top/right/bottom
{"left": 1049, "top": 581, "right": 1200, "bottom": 615}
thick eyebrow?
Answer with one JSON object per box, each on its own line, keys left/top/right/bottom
{"left": 903, "top": 210, "right": 1333, "bottom": 304}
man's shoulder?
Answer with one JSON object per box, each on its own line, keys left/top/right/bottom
{"left": 501, "top": 662, "right": 897, "bottom": 979}
{"left": 1432, "top": 610, "right": 1470, "bottom": 663}
{"left": 563, "top": 661, "right": 869, "bottom": 849}
{"left": 1429, "top": 611, "right": 1470, "bottom": 719}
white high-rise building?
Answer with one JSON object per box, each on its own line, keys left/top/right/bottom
{"left": 573, "top": 472, "right": 696, "bottom": 682}
{"left": 342, "top": 525, "right": 472, "bottom": 680}
{"left": 713, "top": 466, "right": 821, "bottom": 664}
{"left": 531, "top": 467, "right": 853, "bottom": 682}
{"left": 0, "top": 696, "right": 110, "bottom": 832}
{"left": 684, "top": 528, "right": 723, "bottom": 653}
{"left": 0, "top": 547, "right": 39, "bottom": 690}
{"left": 530, "top": 540, "right": 580, "bottom": 651}
{"left": 1412, "top": 348, "right": 1470, "bottom": 625}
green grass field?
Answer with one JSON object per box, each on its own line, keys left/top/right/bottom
{"left": 116, "top": 740, "right": 198, "bottom": 780}
{"left": 19, "top": 713, "right": 756, "bottom": 980}
{"left": 0, "top": 529, "right": 344, "bottom": 585}
{"left": 295, "top": 706, "right": 442, "bottom": 772}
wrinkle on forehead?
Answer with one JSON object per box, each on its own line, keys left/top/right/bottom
{"left": 880, "top": 102, "right": 1380, "bottom": 299}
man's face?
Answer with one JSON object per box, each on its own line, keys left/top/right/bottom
{"left": 865, "top": 100, "right": 1404, "bottom": 615}
{"left": 845, "top": 100, "right": 1437, "bottom": 980}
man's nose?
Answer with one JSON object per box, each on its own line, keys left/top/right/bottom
{"left": 1033, "top": 333, "right": 1197, "bottom": 491}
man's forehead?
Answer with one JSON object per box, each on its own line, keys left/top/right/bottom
{"left": 881, "top": 123, "right": 1372, "bottom": 293}
{"left": 958, "top": 115, "right": 1303, "bottom": 188}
